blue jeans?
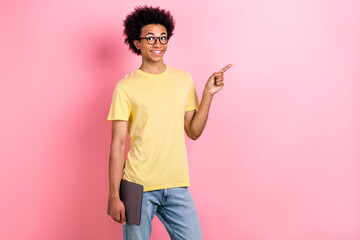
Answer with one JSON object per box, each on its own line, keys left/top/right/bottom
{"left": 123, "top": 187, "right": 202, "bottom": 240}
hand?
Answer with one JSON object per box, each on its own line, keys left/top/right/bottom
{"left": 204, "top": 64, "right": 233, "bottom": 96}
{"left": 110, "top": 197, "right": 126, "bottom": 225}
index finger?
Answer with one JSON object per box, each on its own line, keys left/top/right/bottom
{"left": 219, "top": 64, "right": 233, "bottom": 73}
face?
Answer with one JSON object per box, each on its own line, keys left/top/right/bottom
{"left": 133, "top": 24, "right": 168, "bottom": 64}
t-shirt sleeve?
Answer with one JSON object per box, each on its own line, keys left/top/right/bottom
{"left": 107, "top": 82, "right": 131, "bottom": 121}
{"left": 185, "top": 74, "right": 200, "bottom": 111}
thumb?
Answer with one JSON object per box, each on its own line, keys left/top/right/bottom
{"left": 121, "top": 208, "right": 126, "bottom": 225}
{"left": 209, "top": 72, "right": 217, "bottom": 81}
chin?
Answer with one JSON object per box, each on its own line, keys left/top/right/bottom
{"left": 150, "top": 57, "right": 163, "bottom": 62}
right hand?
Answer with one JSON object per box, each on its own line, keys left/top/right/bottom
{"left": 110, "top": 197, "right": 126, "bottom": 225}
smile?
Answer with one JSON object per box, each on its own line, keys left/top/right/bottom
{"left": 150, "top": 50, "right": 162, "bottom": 55}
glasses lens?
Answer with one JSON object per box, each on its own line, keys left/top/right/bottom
{"left": 159, "top": 36, "right": 168, "bottom": 44}
{"left": 147, "top": 37, "right": 156, "bottom": 45}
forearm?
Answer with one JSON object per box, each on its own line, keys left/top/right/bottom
{"left": 190, "top": 90, "right": 214, "bottom": 139}
{"left": 108, "top": 142, "right": 126, "bottom": 200}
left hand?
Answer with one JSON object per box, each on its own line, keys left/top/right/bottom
{"left": 204, "top": 64, "right": 233, "bottom": 96}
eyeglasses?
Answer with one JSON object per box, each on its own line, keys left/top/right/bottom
{"left": 138, "top": 35, "right": 168, "bottom": 45}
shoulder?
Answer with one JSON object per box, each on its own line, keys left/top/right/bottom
{"left": 114, "top": 69, "right": 138, "bottom": 88}
{"left": 168, "top": 65, "right": 192, "bottom": 80}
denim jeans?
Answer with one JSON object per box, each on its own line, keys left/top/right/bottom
{"left": 123, "top": 187, "right": 202, "bottom": 240}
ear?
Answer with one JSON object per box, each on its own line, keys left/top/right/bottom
{"left": 133, "top": 39, "right": 140, "bottom": 50}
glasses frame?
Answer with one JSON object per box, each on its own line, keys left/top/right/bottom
{"left": 138, "top": 35, "right": 169, "bottom": 45}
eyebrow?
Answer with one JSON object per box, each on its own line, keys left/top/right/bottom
{"left": 145, "top": 32, "right": 167, "bottom": 36}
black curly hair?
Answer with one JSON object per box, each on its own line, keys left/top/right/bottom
{"left": 123, "top": 5, "right": 176, "bottom": 55}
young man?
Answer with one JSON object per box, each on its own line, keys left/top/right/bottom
{"left": 107, "top": 5, "right": 232, "bottom": 240}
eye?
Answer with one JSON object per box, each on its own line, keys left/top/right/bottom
{"left": 160, "top": 36, "right": 167, "bottom": 40}
{"left": 147, "top": 36, "right": 155, "bottom": 41}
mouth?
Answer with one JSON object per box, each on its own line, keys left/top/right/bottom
{"left": 150, "top": 50, "right": 163, "bottom": 56}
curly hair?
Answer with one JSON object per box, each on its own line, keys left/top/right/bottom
{"left": 123, "top": 5, "right": 176, "bottom": 55}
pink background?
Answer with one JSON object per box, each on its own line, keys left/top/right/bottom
{"left": 1, "top": 0, "right": 359, "bottom": 239}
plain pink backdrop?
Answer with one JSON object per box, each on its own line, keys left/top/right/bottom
{"left": 1, "top": 0, "right": 359, "bottom": 239}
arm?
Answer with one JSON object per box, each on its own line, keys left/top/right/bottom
{"left": 184, "top": 91, "right": 213, "bottom": 140}
{"left": 184, "top": 64, "right": 232, "bottom": 140}
{"left": 108, "top": 120, "right": 128, "bottom": 225}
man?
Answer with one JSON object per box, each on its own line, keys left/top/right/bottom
{"left": 107, "top": 5, "right": 232, "bottom": 240}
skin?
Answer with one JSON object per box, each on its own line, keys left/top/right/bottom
{"left": 109, "top": 23, "right": 232, "bottom": 225}
{"left": 133, "top": 24, "right": 168, "bottom": 74}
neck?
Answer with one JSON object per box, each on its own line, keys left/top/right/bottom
{"left": 139, "top": 60, "right": 166, "bottom": 74}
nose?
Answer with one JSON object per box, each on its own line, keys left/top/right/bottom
{"left": 153, "top": 38, "right": 162, "bottom": 48}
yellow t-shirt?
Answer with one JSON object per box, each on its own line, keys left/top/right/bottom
{"left": 107, "top": 65, "right": 200, "bottom": 192}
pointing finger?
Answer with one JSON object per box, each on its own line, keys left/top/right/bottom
{"left": 219, "top": 64, "right": 233, "bottom": 73}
